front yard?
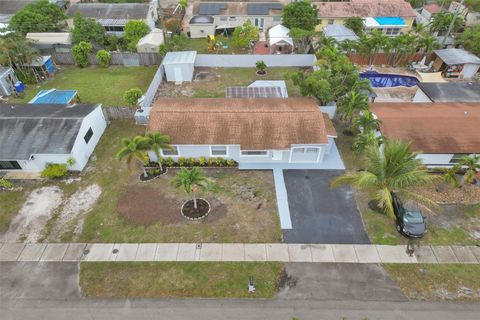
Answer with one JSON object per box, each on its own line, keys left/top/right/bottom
{"left": 11, "top": 66, "right": 157, "bottom": 107}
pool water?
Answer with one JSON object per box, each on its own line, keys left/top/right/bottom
{"left": 360, "top": 71, "right": 418, "bottom": 88}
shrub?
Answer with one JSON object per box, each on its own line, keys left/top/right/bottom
{"left": 164, "top": 157, "right": 174, "bottom": 167}
{"left": 188, "top": 157, "right": 197, "bottom": 167}
{"left": 177, "top": 157, "right": 188, "bottom": 167}
{"left": 215, "top": 157, "right": 225, "bottom": 166}
{"left": 96, "top": 50, "right": 111, "bottom": 67}
{"left": 208, "top": 157, "right": 215, "bottom": 167}
{"left": 123, "top": 88, "right": 143, "bottom": 107}
{"left": 256, "top": 60, "right": 267, "bottom": 72}
{"left": 165, "top": 17, "right": 182, "bottom": 34}
{"left": 71, "top": 41, "right": 92, "bottom": 67}
{"left": 158, "top": 44, "right": 168, "bottom": 57}
{"left": 0, "top": 178, "right": 14, "bottom": 189}
{"left": 41, "top": 163, "right": 68, "bottom": 178}
{"left": 105, "top": 34, "right": 120, "bottom": 51}
{"left": 124, "top": 20, "right": 150, "bottom": 52}
{"left": 226, "top": 159, "right": 237, "bottom": 167}
{"left": 198, "top": 156, "right": 207, "bottom": 166}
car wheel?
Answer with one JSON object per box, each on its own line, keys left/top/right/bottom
{"left": 396, "top": 224, "right": 401, "bottom": 232}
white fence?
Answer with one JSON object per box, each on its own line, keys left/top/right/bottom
{"left": 194, "top": 54, "right": 317, "bottom": 67}
{"left": 136, "top": 64, "right": 164, "bottom": 124}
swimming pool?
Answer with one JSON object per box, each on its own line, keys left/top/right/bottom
{"left": 360, "top": 71, "right": 418, "bottom": 88}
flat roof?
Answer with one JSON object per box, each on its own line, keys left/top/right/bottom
{"left": 323, "top": 24, "right": 359, "bottom": 42}
{"left": 371, "top": 102, "right": 480, "bottom": 154}
{"left": 162, "top": 51, "right": 196, "bottom": 64}
{"left": 67, "top": 3, "right": 150, "bottom": 20}
{"left": 26, "top": 32, "right": 72, "bottom": 45}
{"left": 434, "top": 48, "right": 480, "bottom": 65}
{"left": 417, "top": 82, "right": 480, "bottom": 102}
{"left": 29, "top": 89, "right": 78, "bottom": 105}
{"left": 193, "top": 1, "right": 282, "bottom": 16}
{"left": 225, "top": 86, "right": 283, "bottom": 98}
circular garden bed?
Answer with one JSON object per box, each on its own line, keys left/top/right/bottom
{"left": 181, "top": 198, "right": 211, "bottom": 220}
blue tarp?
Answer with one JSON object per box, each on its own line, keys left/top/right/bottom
{"left": 29, "top": 89, "right": 77, "bottom": 104}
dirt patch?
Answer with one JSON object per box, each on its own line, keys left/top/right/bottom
{"left": 1, "top": 186, "right": 63, "bottom": 242}
{"left": 182, "top": 198, "right": 210, "bottom": 220}
{"left": 411, "top": 183, "right": 480, "bottom": 204}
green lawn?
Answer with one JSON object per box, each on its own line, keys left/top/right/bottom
{"left": 383, "top": 264, "right": 480, "bottom": 301}
{"left": 183, "top": 37, "right": 237, "bottom": 54}
{"left": 13, "top": 66, "right": 157, "bottom": 107}
{"left": 80, "top": 262, "right": 284, "bottom": 298}
{"left": 0, "top": 190, "right": 27, "bottom": 233}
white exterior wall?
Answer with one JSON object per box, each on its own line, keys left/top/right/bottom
{"left": 412, "top": 88, "right": 433, "bottom": 102}
{"left": 213, "top": 15, "right": 281, "bottom": 31}
{"left": 416, "top": 153, "right": 454, "bottom": 167}
{"left": 460, "top": 63, "right": 480, "bottom": 79}
{"left": 189, "top": 24, "right": 216, "bottom": 38}
{"left": 163, "top": 62, "right": 194, "bottom": 82}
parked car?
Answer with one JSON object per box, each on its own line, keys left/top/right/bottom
{"left": 391, "top": 192, "right": 426, "bottom": 239}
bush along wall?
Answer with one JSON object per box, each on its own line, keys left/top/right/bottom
{"left": 149, "top": 157, "right": 238, "bottom": 168}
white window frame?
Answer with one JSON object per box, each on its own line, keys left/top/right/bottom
{"left": 209, "top": 145, "right": 228, "bottom": 157}
{"left": 289, "top": 146, "right": 322, "bottom": 163}
{"left": 240, "top": 150, "right": 270, "bottom": 157}
{"left": 161, "top": 146, "right": 180, "bottom": 157}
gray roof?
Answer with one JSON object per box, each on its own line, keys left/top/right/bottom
{"left": 247, "top": 3, "right": 282, "bottom": 15}
{"left": 0, "top": 66, "right": 13, "bottom": 78}
{"left": 198, "top": 3, "right": 227, "bottom": 15}
{"left": 162, "top": 51, "right": 196, "bottom": 64}
{"left": 67, "top": 3, "right": 150, "bottom": 20}
{"left": 226, "top": 86, "right": 283, "bottom": 98}
{"left": 323, "top": 24, "right": 359, "bottom": 42}
{"left": 190, "top": 15, "right": 214, "bottom": 24}
{"left": 417, "top": 82, "right": 480, "bottom": 102}
{"left": 0, "top": 0, "right": 34, "bottom": 14}
{"left": 434, "top": 48, "right": 480, "bottom": 65}
{"left": 0, "top": 104, "right": 98, "bottom": 160}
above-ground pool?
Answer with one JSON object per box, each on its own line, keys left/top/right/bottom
{"left": 360, "top": 71, "right": 418, "bottom": 87}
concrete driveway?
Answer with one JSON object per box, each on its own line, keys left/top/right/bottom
{"left": 282, "top": 170, "right": 370, "bottom": 244}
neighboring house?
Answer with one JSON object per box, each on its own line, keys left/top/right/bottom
{"left": 0, "top": 0, "right": 35, "bottom": 25}
{"left": 147, "top": 98, "right": 338, "bottom": 166}
{"left": 136, "top": 28, "right": 164, "bottom": 53}
{"left": 432, "top": 48, "right": 480, "bottom": 79}
{"left": 323, "top": 23, "right": 359, "bottom": 42}
{"left": 268, "top": 24, "right": 293, "bottom": 54}
{"left": 0, "top": 67, "right": 19, "bottom": 97}
{"left": 420, "top": 3, "right": 441, "bottom": 20}
{"left": 413, "top": 82, "right": 480, "bottom": 103}
{"left": 26, "top": 32, "right": 72, "bottom": 53}
{"left": 188, "top": 1, "right": 283, "bottom": 38}
{"left": 0, "top": 103, "right": 107, "bottom": 172}
{"left": 66, "top": 2, "right": 158, "bottom": 35}
{"left": 313, "top": 0, "right": 416, "bottom": 36}
{"left": 449, "top": 0, "right": 480, "bottom": 27}
{"left": 371, "top": 102, "right": 480, "bottom": 167}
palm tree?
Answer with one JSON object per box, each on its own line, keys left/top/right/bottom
{"left": 359, "top": 30, "right": 390, "bottom": 66}
{"left": 337, "top": 90, "right": 369, "bottom": 125}
{"left": 416, "top": 33, "right": 440, "bottom": 58}
{"left": 116, "top": 136, "right": 150, "bottom": 177}
{"left": 389, "top": 34, "right": 417, "bottom": 66}
{"left": 353, "top": 111, "right": 381, "bottom": 133}
{"left": 352, "top": 131, "right": 383, "bottom": 154}
{"left": 429, "top": 12, "right": 464, "bottom": 35}
{"left": 445, "top": 154, "right": 480, "bottom": 187}
{"left": 172, "top": 167, "right": 210, "bottom": 209}
{"left": 331, "top": 139, "right": 439, "bottom": 218}
{"left": 177, "top": 0, "right": 188, "bottom": 13}
{"left": 343, "top": 16, "right": 365, "bottom": 36}
{"left": 144, "top": 132, "right": 172, "bottom": 172}
{"left": 339, "top": 39, "right": 359, "bottom": 55}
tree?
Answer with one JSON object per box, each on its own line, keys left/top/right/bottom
{"left": 123, "top": 88, "right": 143, "bottom": 106}
{"left": 344, "top": 16, "right": 365, "bottom": 36}
{"left": 389, "top": 33, "right": 417, "bottom": 66}
{"left": 288, "top": 69, "right": 333, "bottom": 105}
{"left": 165, "top": 17, "right": 182, "bottom": 34}
{"left": 352, "top": 131, "right": 383, "bottom": 154}
{"left": 337, "top": 90, "right": 369, "bottom": 125}
{"left": 96, "top": 50, "right": 111, "bottom": 67}
{"left": 9, "top": 0, "right": 66, "bottom": 34}
{"left": 445, "top": 154, "right": 480, "bottom": 187}
{"left": 72, "top": 13, "right": 105, "bottom": 46}
{"left": 231, "top": 20, "right": 259, "bottom": 50}
{"left": 338, "top": 39, "right": 359, "bottom": 54}
{"left": 359, "top": 30, "right": 391, "bottom": 65}
{"left": 0, "top": 34, "right": 39, "bottom": 83}
{"left": 282, "top": 0, "right": 318, "bottom": 31}
{"left": 331, "top": 139, "right": 439, "bottom": 218}
{"left": 429, "top": 12, "right": 464, "bottom": 35}
{"left": 465, "top": 0, "right": 480, "bottom": 12}
{"left": 116, "top": 136, "right": 151, "bottom": 177}
{"left": 416, "top": 32, "right": 441, "bottom": 57}
{"left": 456, "top": 24, "right": 480, "bottom": 55}
{"left": 256, "top": 60, "right": 267, "bottom": 74}
{"left": 290, "top": 27, "right": 317, "bottom": 53}
{"left": 353, "top": 111, "right": 381, "bottom": 133}
{"left": 124, "top": 20, "right": 150, "bottom": 51}
{"left": 172, "top": 167, "right": 210, "bottom": 209}
{"left": 177, "top": 0, "right": 188, "bottom": 12}
{"left": 144, "top": 132, "right": 172, "bottom": 172}
{"left": 406, "top": 0, "right": 426, "bottom": 8}
{"left": 71, "top": 41, "right": 92, "bottom": 68}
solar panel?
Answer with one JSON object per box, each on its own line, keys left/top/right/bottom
{"left": 198, "top": 3, "right": 227, "bottom": 15}
{"left": 247, "top": 3, "right": 282, "bottom": 15}
{"left": 226, "top": 87, "right": 283, "bottom": 98}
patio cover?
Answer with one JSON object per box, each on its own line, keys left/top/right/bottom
{"left": 268, "top": 25, "right": 293, "bottom": 47}
{"left": 417, "top": 72, "right": 447, "bottom": 83}
{"left": 434, "top": 48, "right": 480, "bottom": 65}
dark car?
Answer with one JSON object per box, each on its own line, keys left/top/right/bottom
{"left": 391, "top": 192, "right": 426, "bottom": 239}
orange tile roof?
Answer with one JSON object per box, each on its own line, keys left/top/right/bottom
{"left": 148, "top": 98, "right": 329, "bottom": 150}
{"left": 371, "top": 102, "right": 480, "bottom": 153}
{"left": 314, "top": 0, "right": 416, "bottom": 19}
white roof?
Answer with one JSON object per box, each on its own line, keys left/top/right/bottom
{"left": 137, "top": 28, "right": 164, "bottom": 47}
{"left": 162, "top": 51, "right": 197, "bottom": 64}
{"left": 323, "top": 24, "right": 359, "bottom": 42}
{"left": 26, "top": 32, "right": 72, "bottom": 45}
{"left": 268, "top": 25, "right": 293, "bottom": 47}
{"left": 249, "top": 80, "right": 288, "bottom": 98}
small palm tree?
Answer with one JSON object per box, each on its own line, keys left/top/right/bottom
{"left": 352, "top": 131, "right": 383, "bottom": 154}
{"left": 353, "top": 111, "right": 381, "bottom": 133}
{"left": 416, "top": 33, "right": 440, "bottom": 58}
{"left": 172, "top": 167, "right": 210, "bottom": 209}
{"left": 337, "top": 90, "right": 369, "bottom": 126}
{"left": 331, "top": 139, "right": 439, "bottom": 218}
{"left": 445, "top": 154, "right": 480, "bottom": 187}
{"left": 144, "top": 132, "right": 172, "bottom": 172}
{"left": 116, "top": 136, "right": 150, "bottom": 177}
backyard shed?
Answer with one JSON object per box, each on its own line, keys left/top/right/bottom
{"left": 323, "top": 24, "right": 359, "bottom": 42}
{"left": 136, "top": 28, "right": 164, "bottom": 53}
{"left": 0, "top": 67, "right": 18, "bottom": 97}
{"left": 29, "top": 89, "right": 78, "bottom": 105}
{"left": 433, "top": 48, "right": 480, "bottom": 79}
{"left": 268, "top": 25, "right": 293, "bottom": 54}
{"left": 22, "top": 55, "right": 56, "bottom": 80}
{"left": 189, "top": 15, "right": 215, "bottom": 38}
{"left": 162, "top": 51, "right": 197, "bottom": 83}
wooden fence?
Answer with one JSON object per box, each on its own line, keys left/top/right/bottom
{"left": 348, "top": 52, "right": 425, "bottom": 66}
{"left": 50, "top": 52, "right": 161, "bottom": 66}
{"left": 102, "top": 106, "right": 136, "bottom": 120}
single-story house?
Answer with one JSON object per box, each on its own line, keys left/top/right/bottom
{"left": 147, "top": 97, "right": 337, "bottom": 166}
{"left": 268, "top": 24, "right": 293, "bottom": 54}
{"left": 26, "top": 32, "right": 72, "bottom": 53}
{"left": 162, "top": 51, "right": 196, "bottom": 83}
{"left": 413, "top": 82, "right": 480, "bottom": 103}
{"left": 0, "top": 66, "right": 18, "bottom": 97}
{"left": 323, "top": 23, "right": 359, "bottom": 42}
{"left": 432, "top": 48, "right": 480, "bottom": 79}
{"left": 313, "top": 0, "right": 416, "bottom": 35}
{"left": 449, "top": 1, "right": 480, "bottom": 27}
{"left": 0, "top": 103, "right": 107, "bottom": 172}
{"left": 29, "top": 89, "right": 78, "bottom": 105}
{"left": 188, "top": 1, "right": 283, "bottom": 38}
{"left": 420, "top": 3, "right": 441, "bottom": 20}
{"left": 371, "top": 102, "right": 480, "bottom": 167}
{"left": 66, "top": 2, "right": 158, "bottom": 35}
{"left": 136, "top": 28, "right": 164, "bottom": 53}
{"left": 0, "top": 0, "right": 35, "bottom": 24}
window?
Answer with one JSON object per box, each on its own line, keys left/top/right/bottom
{"left": 210, "top": 145, "right": 228, "bottom": 156}
{"left": 104, "top": 25, "right": 124, "bottom": 32}
{"left": 449, "top": 154, "right": 469, "bottom": 164}
{"left": 220, "top": 16, "right": 227, "bottom": 21}
{"left": 162, "top": 146, "right": 179, "bottom": 156}
{"left": 392, "top": 28, "right": 400, "bottom": 35}
{"left": 0, "top": 160, "right": 21, "bottom": 170}
{"left": 386, "top": 28, "right": 393, "bottom": 35}
{"left": 293, "top": 148, "right": 319, "bottom": 154}
{"left": 241, "top": 150, "right": 269, "bottom": 156}
{"left": 84, "top": 128, "right": 93, "bottom": 144}
{"left": 229, "top": 16, "right": 236, "bottom": 21}
{"left": 328, "top": 19, "right": 334, "bottom": 25}
{"left": 273, "top": 16, "right": 281, "bottom": 21}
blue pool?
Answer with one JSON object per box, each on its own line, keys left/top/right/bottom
{"left": 360, "top": 71, "right": 418, "bottom": 87}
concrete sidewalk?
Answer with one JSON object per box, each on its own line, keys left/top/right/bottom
{"left": 0, "top": 242, "right": 479, "bottom": 264}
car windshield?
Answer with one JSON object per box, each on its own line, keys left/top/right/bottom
{"left": 403, "top": 211, "right": 423, "bottom": 224}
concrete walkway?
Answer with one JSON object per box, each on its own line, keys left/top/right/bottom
{"left": 0, "top": 243, "right": 479, "bottom": 264}
{"left": 272, "top": 168, "right": 292, "bottom": 229}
